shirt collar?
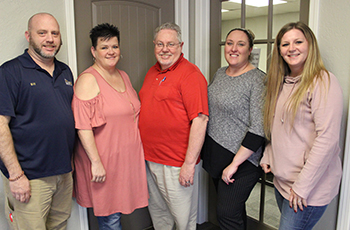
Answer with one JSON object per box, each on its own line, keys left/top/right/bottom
{"left": 284, "top": 74, "right": 301, "bottom": 84}
{"left": 18, "top": 49, "right": 65, "bottom": 76}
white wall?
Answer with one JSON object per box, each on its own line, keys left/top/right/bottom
{"left": 0, "top": 0, "right": 70, "bottom": 65}
{"left": 0, "top": 1, "right": 83, "bottom": 229}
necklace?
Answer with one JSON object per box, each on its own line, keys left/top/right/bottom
{"left": 94, "top": 65, "right": 137, "bottom": 123}
{"left": 120, "top": 90, "right": 136, "bottom": 123}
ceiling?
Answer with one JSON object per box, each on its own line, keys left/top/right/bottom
{"left": 222, "top": 0, "right": 300, "bottom": 21}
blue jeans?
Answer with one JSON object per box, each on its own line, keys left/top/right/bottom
{"left": 275, "top": 188, "right": 327, "bottom": 230}
{"left": 97, "top": 212, "right": 122, "bottom": 230}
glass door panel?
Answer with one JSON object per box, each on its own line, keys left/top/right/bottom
{"left": 263, "top": 176, "right": 280, "bottom": 229}
{"left": 246, "top": 0, "right": 269, "bottom": 39}
{"left": 221, "top": 0, "right": 241, "bottom": 41}
{"left": 272, "top": 0, "right": 301, "bottom": 38}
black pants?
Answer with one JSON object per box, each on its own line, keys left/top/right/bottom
{"left": 212, "top": 160, "right": 262, "bottom": 230}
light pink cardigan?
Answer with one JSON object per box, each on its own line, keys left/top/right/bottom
{"left": 261, "top": 71, "right": 343, "bottom": 206}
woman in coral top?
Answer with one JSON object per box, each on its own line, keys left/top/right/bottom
{"left": 72, "top": 23, "right": 148, "bottom": 230}
{"left": 261, "top": 21, "right": 343, "bottom": 230}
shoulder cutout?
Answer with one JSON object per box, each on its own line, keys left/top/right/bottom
{"left": 75, "top": 73, "right": 100, "bottom": 100}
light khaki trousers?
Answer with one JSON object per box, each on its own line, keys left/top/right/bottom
{"left": 2, "top": 172, "right": 73, "bottom": 230}
{"left": 146, "top": 161, "right": 199, "bottom": 230}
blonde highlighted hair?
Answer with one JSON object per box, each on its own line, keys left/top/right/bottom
{"left": 264, "top": 21, "right": 329, "bottom": 140}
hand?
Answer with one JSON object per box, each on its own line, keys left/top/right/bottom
{"left": 261, "top": 163, "right": 271, "bottom": 173}
{"left": 9, "top": 175, "right": 31, "bottom": 203}
{"left": 91, "top": 161, "right": 106, "bottom": 183}
{"left": 179, "top": 162, "right": 195, "bottom": 187}
{"left": 222, "top": 163, "right": 238, "bottom": 185}
{"left": 289, "top": 188, "right": 307, "bottom": 212}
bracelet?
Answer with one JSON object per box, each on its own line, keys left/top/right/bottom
{"left": 9, "top": 171, "right": 24, "bottom": 182}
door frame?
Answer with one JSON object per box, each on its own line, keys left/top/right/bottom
{"left": 64, "top": 0, "right": 88, "bottom": 229}
{"left": 175, "top": 0, "right": 210, "bottom": 224}
{"left": 64, "top": 0, "right": 78, "bottom": 80}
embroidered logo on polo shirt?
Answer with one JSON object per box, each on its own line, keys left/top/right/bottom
{"left": 30, "top": 82, "right": 36, "bottom": 86}
{"left": 64, "top": 79, "right": 73, "bottom": 86}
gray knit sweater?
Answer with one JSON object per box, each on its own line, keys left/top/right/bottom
{"left": 207, "top": 67, "right": 265, "bottom": 166}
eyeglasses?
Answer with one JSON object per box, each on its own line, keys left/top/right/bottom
{"left": 155, "top": 42, "right": 181, "bottom": 49}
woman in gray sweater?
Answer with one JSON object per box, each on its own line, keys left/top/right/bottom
{"left": 202, "top": 28, "right": 265, "bottom": 230}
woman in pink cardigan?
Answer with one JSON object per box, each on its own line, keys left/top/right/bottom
{"left": 261, "top": 21, "right": 343, "bottom": 230}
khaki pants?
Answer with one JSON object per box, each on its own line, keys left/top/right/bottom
{"left": 2, "top": 172, "right": 73, "bottom": 230}
{"left": 146, "top": 161, "right": 199, "bottom": 230}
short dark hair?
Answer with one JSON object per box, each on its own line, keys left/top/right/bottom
{"left": 89, "top": 23, "right": 120, "bottom": 48}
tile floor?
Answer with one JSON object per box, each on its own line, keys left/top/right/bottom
{"left": 246, "top": 183, "right": 280, "bottom": 229}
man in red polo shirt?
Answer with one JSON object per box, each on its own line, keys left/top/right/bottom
{"left": 139, "top": 22, "right": 209, "bottom": 230}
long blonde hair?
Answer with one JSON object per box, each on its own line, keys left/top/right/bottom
{"left": 264, "top": 22, "right": 329, "bottom": 140}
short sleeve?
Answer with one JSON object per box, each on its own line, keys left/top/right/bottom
{"left": 181, "top": 72, "right": 209, "bottom": 121}
{"left": 0, "top": 66, "right": 17, "bottom": 117}
{"left": 72, "top": 94, "right": 106, "bottom": 130}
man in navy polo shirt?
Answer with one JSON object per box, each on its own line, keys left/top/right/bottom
{"left": 0, "top": 13, "right": 75, "bottom": 229}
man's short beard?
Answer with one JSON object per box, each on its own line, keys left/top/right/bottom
{"left": 29, "top": 38, "right": 62, "bottom": 59}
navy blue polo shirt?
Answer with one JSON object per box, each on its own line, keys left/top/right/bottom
{"left": 0, "top": 50, "right": 75, "bottom": 180}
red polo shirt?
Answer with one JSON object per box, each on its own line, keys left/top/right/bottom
{"left": 139, "top": 54, "right": 208, "bottom": 167}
